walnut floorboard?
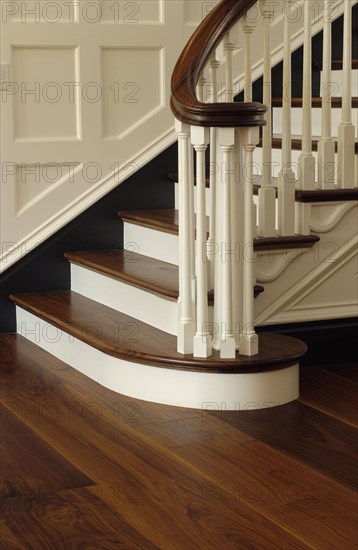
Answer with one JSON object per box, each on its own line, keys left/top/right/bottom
{"left": 1, "top": 334, "right": 357, "bottom": 548}
{"left": 119, "top": 209, "right": 319, "bottom": 249}
{"left": 9, "top": 291, "right": 306, "bottom": 373}
{"left": 299, "top": 366, "right": 358, "bottom": 428}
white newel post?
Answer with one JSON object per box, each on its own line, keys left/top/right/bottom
{"left": 175, "top": 119, "right": 195, "bottom": 354}
{"left": 337, "top": 0, "right": 355, "bottom": 188}
{"left": 258, "top": 0, "right": 276, "bottom": 237}
{"left": 239, "top": 127, "right": 259, "bottom": 356}
{"left": 318, "top": 0, "right": 336, "bottom": 189}
{"left": 296, "top": 0, "right": 314, "bottom": 234}
{"left": 192, "top": 126, "right": 212, "bottom": 358}
{"left": 215, "top": 128, "right": 236, "bottom": 359}
{"left": 277, "top": 0, "right": 296, "bottom": 236}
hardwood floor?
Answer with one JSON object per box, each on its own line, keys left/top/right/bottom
{"left": 1, "top": 333, "right": 357, "bottom": 549}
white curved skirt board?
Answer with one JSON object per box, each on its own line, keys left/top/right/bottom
{"left": 16, "top": 307, "right": 299, "bottom": 410}
{"left": 70, "top": 263, "right": 178, "bottom": 336}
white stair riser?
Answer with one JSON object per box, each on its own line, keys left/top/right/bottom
{"left": 124, "top": 222, "right": 179, "bottom": 264}
{"left": 319, "top": 68, "right": 358, "bottom": 98}
{"left": 273, "top": 106, "right": 358, "bottom": 137}
{"left": 70, "top": 263, "right": 178, "bottom": 336}
{"left": 15, "top": 306, "right": 299, "bottom": 410}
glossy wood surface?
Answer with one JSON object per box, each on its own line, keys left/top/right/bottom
{"left": 171, "top": 0, "right": 266, "bottom": 127}
{"left": 119, "top": 209, "right": 320, "bottom": 249}
{"left": 65, "top": 249, "right": 264, "bottom": 302}
{"left": 9, "top": 291, "right": 306, "bottom": 373}
{"left": 1, "top": 334, "right": 357, "bottom": 548}
{"left": 313, "top": 58, "right": 358, "bottom": 70}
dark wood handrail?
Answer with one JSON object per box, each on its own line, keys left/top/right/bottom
{"left": 171, "top": 0, "right": 267, "bottom": 127}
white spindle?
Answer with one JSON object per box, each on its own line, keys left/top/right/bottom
{"left": 242, "top": 18, "right": 254, "bottom": 102}
{"left": 337, "top": 0, "right": 355, "bottom": 188}
{"left": 192, "top": 127, "right": 212, "bottom": 357}
{"left": 239, "top": 127, "right": 259, "bottom": 356}
{"left": 207, "top": 51, "right": 221, "bottom": 289}
{"left": 258, "top": 0, "right": 276, "bottom": 237}
{"left": 175, "top": 120, "right": 195, "bottom": 354}
{"left": 217, "top": 128, "right": 236, "bottom": 358}
{"left": 318, "top": 0, "right": 336, "bottom": 189}
{"left": 196, "top": 71, "right": 206, "bottom": 103}
{"left": 296, "top": 0, "right": 315, "bottom": 235}
{"left": 277, "top": 0, "right": 296, "bottom": 236}
{"left": 224, "top": 25, "right": 239, "bottom": 102}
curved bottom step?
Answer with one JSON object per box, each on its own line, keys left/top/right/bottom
{"left": 16, "top": 304, "right": 301, "bottom": 410}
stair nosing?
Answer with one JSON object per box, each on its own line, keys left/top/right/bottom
{"left": 10, "top": 290, "right": 306, "bottom": 373}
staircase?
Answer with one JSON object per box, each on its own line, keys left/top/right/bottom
{"left": 9, "top": 0, "right": 358, "bottom": 410}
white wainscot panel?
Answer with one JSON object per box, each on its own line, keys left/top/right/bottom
{"left": 101, "top": 47, "right": 163, "bottom": 139}
{"left": 6, "top": 1, "right": 77, "bottom": 23}
{"left": 15, "top": 162, "right": 81, "bottom": 214}
{"left": 100, "top": 0, "right": 163, "bottom": 24}
{"left": 12, "top": 46, "right": 80, "bottom": 140}
{"left": 184, "top": 0, "right": 217, "bottom": 25}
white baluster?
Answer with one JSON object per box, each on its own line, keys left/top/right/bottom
{"left": 196, "top": 70, "right": 206, "bottom": 103}
{"left": 296, "top": 0, "right": 315, "bottom": 234}
{"left": 258, "top": 0, "right": 276, "bottom": 237}
{"left": 175, "top": 119, "right": 195, "bottom": 354}
{"left": 317, "top": 0, "right": 336, "bottom": 189}
{"left": 192, "top": 127, "right": 212, "bottom": 358}
{"left": 217, "top": 128, "right": 236, "bottom": 359}
{"left": 337, "top": 0, "right": 355, "bottom": 188}
{"left": 239, "top": 127, "right": 259, "bottom": 356}
{"left": 224, "top": 24, "right": 239, "bottom": 102}
{"left": 207, "top": 51, "right": 221, "bottom": 290}
{"left": 241, "top": 16, "right": 254, "bottom": 102}
{"left": 277, "top": 0, "right": 296, "bottom": 236}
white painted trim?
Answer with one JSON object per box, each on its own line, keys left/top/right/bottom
{"left": 255, "top": 234, "right": 358, "bottom": 325}
{"left": 310, "top": 202, "right": 358, "bottom": 233}
{"left": 124, "top": 223, "right": 179, "bottom": 265}
{"left": 16, "top": 306, "right": 299, "bottom": 410}
{"left": 70, "top": 263, "right": 178, "bottom": 336}
{"left": 0, "top": 128, "right": 177, "bottom": 273}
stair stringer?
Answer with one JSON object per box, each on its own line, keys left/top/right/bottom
{"left": 255, "top": 203, "right": 358, "bottom": 325}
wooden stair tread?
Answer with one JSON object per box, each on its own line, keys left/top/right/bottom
{"left": 119, "top": 209, "right": 319, "bottom": 249}
{"left": 65, "top": 249, "right": 264, "bottom": 301}
{"left": 9, "top": 291, "right": 306, "bottom": 373}
{"left": 313, "top": 59, "right": 358, "bottom": 71}
{"left": 65, "top": 250, "right": 179, "bottom": 301}
{"left": 272, "top": 97, "right": 358, "bottom": 108}
{"left": 295, "top": 188, "right": 358, "bottom": 202}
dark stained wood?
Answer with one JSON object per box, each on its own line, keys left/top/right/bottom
{"left": 65, "top": 249, "right": 179, "bottom": 301}
{"left": 9, "top": 291, "right": 306, "bottom": 373}
{"left": 1, "top": 334, "right": 357, "bottom": 549}
{"left": 171, "top": 0, "right": 266, "bottom": 127}
{"left": 209, "top": 401, "right": 358, "bottom": 491}
{"left": 2, "top": 488, "right": 159, "bottom": 549}
{"left": 313, "top": 59, "right": 358, "bottom": 70}
{"left": 118, "top": 209, "right": 320, "bottom": 249}
{"left": 64, "top": 249, "right": 264, "bottom": 302}
{"left": 323, "top": 362, "right": 358, "bottom": 384}
{"left": 0, "top": 336, "right": 311, "bottom": 550}
{"left": 0, "top": 521, "right": 25, "bottom": 549}
{"left": 272, "top": 97, "right": 358, "bottom": 108}
{"left": 295, "top": 188, "right": 358, "bottom": 202}
{"left": 299, "top": 366, "right": 358, "bottom": 428}
{"left": 0, "top": 410, "right": 94, "bottom": 499}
